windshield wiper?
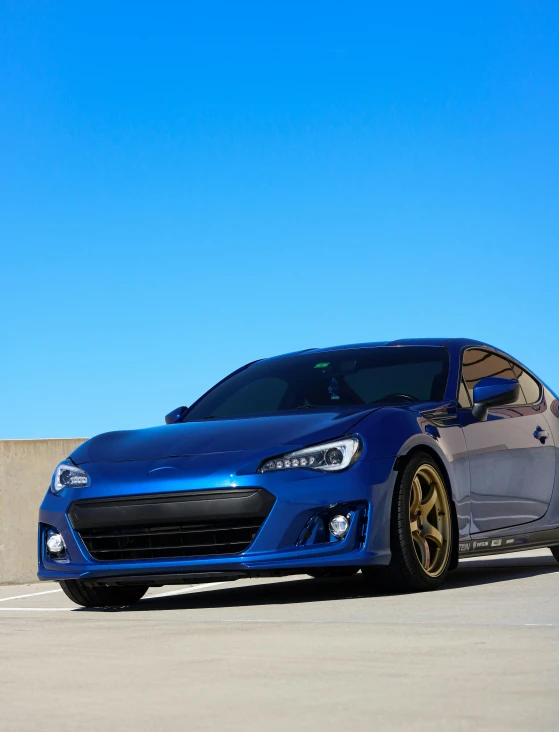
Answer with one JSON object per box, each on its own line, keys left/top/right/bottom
{"left": 296, "top": 404, "right": 324, "bottom": 409}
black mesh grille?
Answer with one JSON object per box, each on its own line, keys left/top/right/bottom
{"left": 69, "top": 488, "right": 275, "bottom": 562}
{"left": 79, "top": 517, "right": 264, "bottom": 561}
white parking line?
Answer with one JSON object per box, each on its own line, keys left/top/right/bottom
{"left": 148, "top": 582, "right": 228, "bottom": 599}
{"left": 0, "top": 607, "right": 72, "bottom": 612}
{"left": 0, "top": 588, "right": 62, "bottom": 603}
{"left": 0, "top": 581, "right": 230, "bottom": 611}
{"left": 1, "top": 609, "right": 557, "bottom": 627}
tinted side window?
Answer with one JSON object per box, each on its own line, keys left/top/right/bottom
{"left": 461, "top": 349, "right": 525, "bottom": 406}
{"left": 458, "top": 378, "right": 471, "bottom": 408}
{"left": 510, "top": 363, "right": 542, "bottom": 404}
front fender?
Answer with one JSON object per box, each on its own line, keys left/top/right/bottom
{"left": 358, "top": 407, "right": 470, "bottom": 536}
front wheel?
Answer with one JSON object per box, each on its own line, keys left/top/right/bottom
{"left": 363, "top": 452, "right": 454, "bottom": 592}
{"left": 60, "top": 580, "right": 148, "bottom": 608}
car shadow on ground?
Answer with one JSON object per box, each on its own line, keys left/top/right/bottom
{"left": 77, "top": 553, "right": 558, "bottom": 613}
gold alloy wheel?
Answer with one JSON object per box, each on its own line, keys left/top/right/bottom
{"left": 409, "top": 464, "right": 451, "bottom": 577}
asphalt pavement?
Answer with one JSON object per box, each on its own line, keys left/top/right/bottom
{"left": 1, "top": 549, "right": 558, "bottom": 731}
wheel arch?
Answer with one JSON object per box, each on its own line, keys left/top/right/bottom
{"left": 393, "top": 443, "right": 459, "bottom": 571}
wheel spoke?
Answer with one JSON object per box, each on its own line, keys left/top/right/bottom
{"left": 412, "top": 532, "right": 428, "bottom": 567}
{"left": 410, "top": 477, "right": 422, "bottom": 514}
{"left": 421, "top": 484, "right": 437, "bottom": 517}
{"left": 422, "top": 521, "right": 443, "bottom": 549}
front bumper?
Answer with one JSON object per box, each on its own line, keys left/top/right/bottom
{"left": 38, "top": 456, "right": 396, "bottom": 583}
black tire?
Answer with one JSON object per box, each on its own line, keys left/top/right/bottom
{"left": 307, "top": 568, "right": 360, "bottom": 579}
{"left": 60, "top": 580, "right": 148, "bottom": 608}
{"left": 550, "top": 546, "right": 559, "bottom": 563}
{"left": 363, "top": 451, "right": 454, "bottom": 593}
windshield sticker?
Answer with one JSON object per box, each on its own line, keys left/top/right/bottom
{"left": 314, "top": 362, "right": 330, "bottom": 369}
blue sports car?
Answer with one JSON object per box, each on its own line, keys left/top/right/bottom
{"left": 38, "top": 338, "right": 559, "bottom": 607}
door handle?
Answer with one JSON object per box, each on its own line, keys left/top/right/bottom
{"left": 534, "top": 426, "right": 549, "bottom": 444}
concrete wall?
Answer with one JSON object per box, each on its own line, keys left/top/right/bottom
{"left": 0, "top": 439, "right": 87, "bottom": 584}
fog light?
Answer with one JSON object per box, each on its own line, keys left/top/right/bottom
{"left": 329, "top": 514, "right": 350, "bottom": 538}
{"left": 46, "top": 530, "right": 66, "bottom": 557}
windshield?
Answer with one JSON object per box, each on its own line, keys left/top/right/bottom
{"left": 183, "top": 346, "right": 449, "bottom": 421}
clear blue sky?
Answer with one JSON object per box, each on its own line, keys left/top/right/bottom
{"left": 1, "top": 1, "right": 558, "bottom": 439}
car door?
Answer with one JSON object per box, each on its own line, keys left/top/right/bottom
{"left": 458, "top": 348, "right": 556, "bottom": 533}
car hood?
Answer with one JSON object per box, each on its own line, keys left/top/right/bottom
{"left": 71, "top": 407, "right": 378, "bottom": 464}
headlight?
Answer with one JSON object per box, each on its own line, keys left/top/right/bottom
{"left": 51, "top": 459, "right": 91, "bottom": 494}
{"left": 259, "top": 436, "right": 361, "bottom": 473}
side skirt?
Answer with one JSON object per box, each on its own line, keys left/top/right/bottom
{"left": 459, "top": 526, "right": 559, "bottom": 557}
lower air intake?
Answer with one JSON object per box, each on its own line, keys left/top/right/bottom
{"left": 68, "top": 488, "right": 274, "bottom": 562}
{"left": 79, "top": 518, "right": 265, "bottom": 561}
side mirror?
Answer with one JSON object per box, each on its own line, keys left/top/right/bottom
{"left": 472, "top": 377, "right": 520, "bottom": 421}
{"left": 165, "top": 406, "right": 189, "bottom": 425}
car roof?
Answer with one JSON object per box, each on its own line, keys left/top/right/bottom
{"left": 267, "top": 338, "right": 492, "bottom": 360}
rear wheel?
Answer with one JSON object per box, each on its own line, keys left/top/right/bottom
{"left": 363, "top": 452, "right": 454, "bottom": 592}
{"left": 549, "top": 546, "right": 559, "bottom": 563}
{"left": 60, "top": 580, "right": 148, "bottom": 608}
{"left": 307, "top": 568, "right": 360, "bottom": 579}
